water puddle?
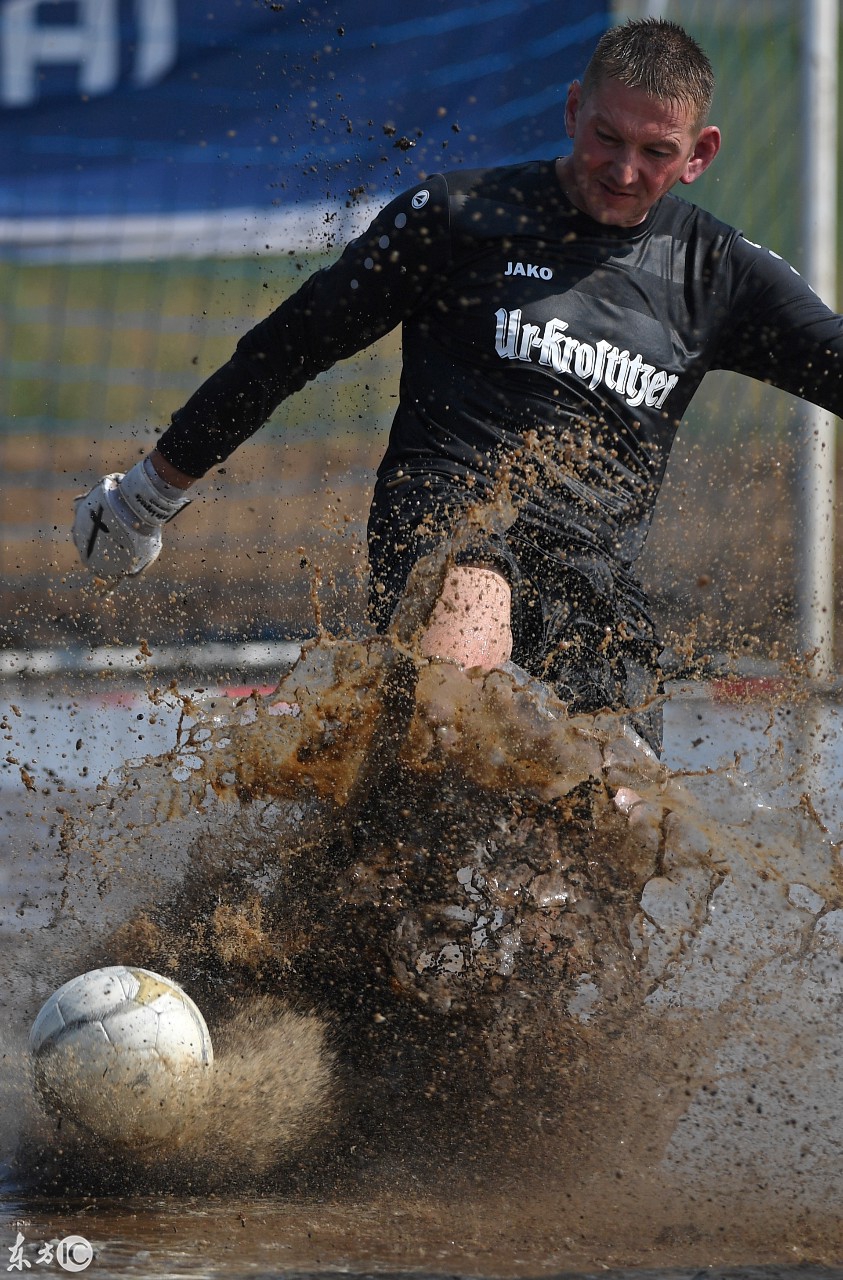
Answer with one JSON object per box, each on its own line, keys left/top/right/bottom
{"left": 1, "top": 640, "right": 843, "bottom": 1277}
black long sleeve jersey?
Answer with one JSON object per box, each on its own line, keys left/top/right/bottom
{"left": 158, "top": 159, "right": 843, "bottom": 567}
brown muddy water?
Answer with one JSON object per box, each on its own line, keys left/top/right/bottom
{"left": 2, "top": 640, "right": 843, "bottom": 1279}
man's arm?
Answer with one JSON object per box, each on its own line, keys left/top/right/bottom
{"left": 72, "top": 176, "right": 453, "bottom": 581}
{"left": 714, "top": 237, "right": 843, "bottom": 413}
{"left": 155, "top": 174, "right": 452, "bottom": 479}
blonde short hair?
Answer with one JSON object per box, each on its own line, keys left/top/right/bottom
{"left": 581, "top": 17, "right": 715, "bottom": 128}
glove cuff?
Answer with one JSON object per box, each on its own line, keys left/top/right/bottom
{"left": 119, "top": 458, "right": 192, "bottom": 525}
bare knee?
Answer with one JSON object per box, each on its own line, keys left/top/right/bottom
{"left": 419, "top": 564, "right": 513, "bottom": 669}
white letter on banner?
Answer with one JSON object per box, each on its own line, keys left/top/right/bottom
{"left": 134, "top": 0, "right": 177, "bottom": 87}
{"left": 0, "top": 0, "right": 118, "bottom": 107}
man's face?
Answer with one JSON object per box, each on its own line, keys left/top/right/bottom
{"left": 560, "top": 77, "right": 720, "bottom": 227}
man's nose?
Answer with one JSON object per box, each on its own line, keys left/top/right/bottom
{"left": 610, "top": 148, "right": 638, "bottom": 185}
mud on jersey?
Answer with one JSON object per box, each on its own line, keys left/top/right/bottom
{"left": 159, "top": 160, "right": 843, "bottom": 565}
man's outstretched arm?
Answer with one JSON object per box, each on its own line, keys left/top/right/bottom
{"left": 71, "top": 176, "right": 452, "bottom": 585}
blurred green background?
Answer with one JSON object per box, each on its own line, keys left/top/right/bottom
{"left": 1, "top": 0, "right": 839, "bottom": 671}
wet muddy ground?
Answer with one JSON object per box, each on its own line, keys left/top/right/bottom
{"left": 2, "top": 655, "right": 843, "bottom": 1278}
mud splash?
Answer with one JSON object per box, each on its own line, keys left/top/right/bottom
{"left": 5, "top": 637, "right": 843, "bottom": 1265}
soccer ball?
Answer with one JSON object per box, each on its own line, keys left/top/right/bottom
{"left": 29, "top": 965, "right": 214, "bottom": 1147}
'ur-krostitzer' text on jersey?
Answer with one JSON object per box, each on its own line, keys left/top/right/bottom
{"left": 157, "top": 161, "right": 843, "bottom": 564}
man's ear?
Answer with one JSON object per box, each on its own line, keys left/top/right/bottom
{"left": 680, "top": 125, "right": 721, "bottom": 185}
{"left": 564, "top": 80, "right": 582, "bottom": 140}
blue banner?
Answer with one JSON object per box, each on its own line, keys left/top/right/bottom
{"left": 0, "top": 0, "right": 609, "bottom": 257}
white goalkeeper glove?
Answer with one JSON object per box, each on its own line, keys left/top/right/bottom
{"left": 72, "top": 457, "right": 191, "bottom": 582}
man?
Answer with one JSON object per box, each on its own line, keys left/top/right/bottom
{"left": 73, "top": 17, "right": 843, "bottom": 758}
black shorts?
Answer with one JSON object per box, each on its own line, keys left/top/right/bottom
{"left": 367, "top": 471, "right": 664, "bottom": 754}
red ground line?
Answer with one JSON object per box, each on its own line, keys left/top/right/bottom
{"left": 710, "top": 676, "right": 795, "bottom": 703}
{"left": 218, "top": 685, "right": 278, "bottom": 698}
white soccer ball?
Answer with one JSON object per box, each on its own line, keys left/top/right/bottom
{"left": 29, "top": 965, "right": 214, "bottom": 1147}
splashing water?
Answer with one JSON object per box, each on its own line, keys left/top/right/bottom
{"left": 3, "top": 635, "right": 843, "bottom": 1268}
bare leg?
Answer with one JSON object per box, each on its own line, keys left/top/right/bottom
{"left": 420, "top": 566, "right": 653, "bottom": 825}
{"left": 419, "top": 564, "right": 513, "bottom": 669}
